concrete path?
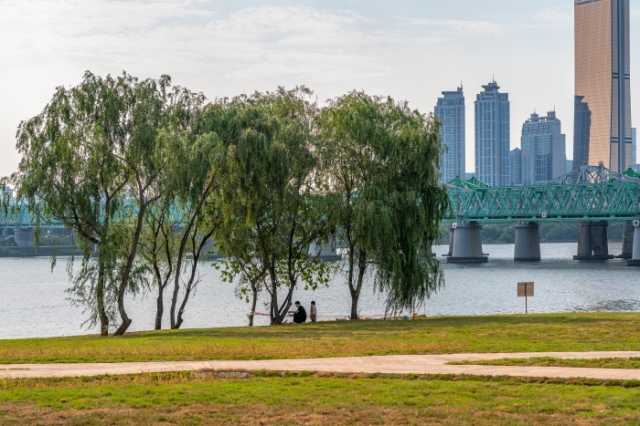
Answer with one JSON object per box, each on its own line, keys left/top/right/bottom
{"left": 3, "top": 352, "right": 640, "bottom": 381}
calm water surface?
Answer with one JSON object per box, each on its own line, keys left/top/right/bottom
{"left": 1, "top": 242, "right": 639, "bottom": 339}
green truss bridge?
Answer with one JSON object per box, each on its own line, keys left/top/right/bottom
{"left": 444, "top": 165, "right": 640, "bottom": 266}
{"left": 4, "top": 165, "right": 640, "bottom": 263}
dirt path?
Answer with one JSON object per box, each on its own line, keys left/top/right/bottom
{"left": 3, "top": 351, "right": 640, "bottom": 380}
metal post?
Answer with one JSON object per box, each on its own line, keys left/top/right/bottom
{"left": 525, "top": 282, "right": 528, "bottom": 314}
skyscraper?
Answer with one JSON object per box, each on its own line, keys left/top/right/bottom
{"left": 574, "top": 0, "right": 632, "bottom": 172}
{"left": 434, "top": 86, "right": 465, "bottom": 183}
{"left": 475, "top": 81, "right": 510, "bottom": 186}
{"left": 520, "top": 111, "right": 567, "bottom": 184}
{"left": 633, "top": 127, "right": 637, "bottom": 166}
{"left": 509, "top": 148, "right": 522, "bottom": 186}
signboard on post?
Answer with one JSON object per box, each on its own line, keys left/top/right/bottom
{"left": 517, "top": 282, "right": 534, "bottom": 314}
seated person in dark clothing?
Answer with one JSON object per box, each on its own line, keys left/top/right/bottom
{"left": 288, "top": 301, "right": 307, "bottom": 324}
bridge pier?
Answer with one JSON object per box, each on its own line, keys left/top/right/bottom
{"left": 447, "top": 222, "right": 487, "bottom": 264}
{"left": 309, "top": 241, "right": 341, "bottom": 262}
{"left": 13, "top": 228, "right": 34, "bottom": 248}
{"left": 627, "top": 224, "right": 640, "bottom": 266}
{"left": 446, "top": 227, "right": 455, "bottom": 257}
{"left": 514, "top": 222, "right": 541, "bottom": 261}
{"left": 573, "top": 221, "right": 614, "bottom": 261}
{"left": 620, "top": 220, "right": 634, "bottom": 258}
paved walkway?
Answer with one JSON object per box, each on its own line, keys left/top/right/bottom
{"left": 3, "top": 352, "right": 640, "bottom": 381}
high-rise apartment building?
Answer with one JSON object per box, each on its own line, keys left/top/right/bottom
{"left": 509, "top": 148, "right": 522, "bottom": 186}
{"left": 434, "top": 86, "right": 465, "bottom": 183}
{"left": 574, "top": 0, "right": 632, "bottom": 172}
{"left": 521, "top": 111, "right": 567, "bottom": 184}
{"left": 475, "top": 81, "right": 510, "bottom": 186}
{"left": 566, "top": 160, "right": 574, "bottom": 173}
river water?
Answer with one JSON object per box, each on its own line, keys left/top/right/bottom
{"left": 1, "top": 242, "right": 639, "bottom": 339}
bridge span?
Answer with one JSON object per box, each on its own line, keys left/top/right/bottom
{"left": 445, "top": 165, "right": 640, "bottom": 266}
{"left": 3, "top": 165, "right": 640, "bottom": 265}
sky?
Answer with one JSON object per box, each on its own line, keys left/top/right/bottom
{"left": 1, "top": 0, "right": 640, "bottom": 175}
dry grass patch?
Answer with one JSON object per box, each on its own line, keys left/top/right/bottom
{"left": 1, "top": 372, "right": 640, "bottom": 424}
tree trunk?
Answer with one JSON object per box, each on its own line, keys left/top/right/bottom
{"left": 96, "top": 258, "right": 109, "bottom": 337}
{"left": 268, "top": 266, "right": 279, "bottom": 325}
{"left": 249, "top": 285, "right": 258, "bottom": 327}
{"left": 113, "top": 295, "right": 132, "bottom": 336}
{"left": 175, "top": 282, "right": 194, "bottom": 329}
{"left": 347, "top": 243, "right": 357, "bottom": 320}
{"left": 99, "top": 310, "right": 109, "bottom": 337}
{"left": 155, "top": 291, "right": 163, "bottom": 330}
{"left": 349, "top": 291, "right": 359, "bottom": 320}
{"left": 113, "top": 201, "right": 148, "bottom": 336}
{"left": 350, "top": 250, "right": 367, "bottom": 320}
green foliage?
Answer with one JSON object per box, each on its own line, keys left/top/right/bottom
{"left": 319, "top": 91, "right": 450, "bottom": 317}
{"left": 215, "top": 87, "right": 331, "bottom": 325}
{"left": 10, "top": 71, "right": 205, "bottom": 336}
{"left": 9, "top": 70, "right": 451, "bottom": 333}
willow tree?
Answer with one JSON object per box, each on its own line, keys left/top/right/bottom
{"left": 216, "top": 87, "right": 331, "bottom": 325}
{"left": 11, "top": 71, "right": 204, "bottom": 336}
{"left": 164, "top": 101, "right": 257, "bottom": 330}
{"left": 318, "top": 91, "right": 449, "bottom": 318}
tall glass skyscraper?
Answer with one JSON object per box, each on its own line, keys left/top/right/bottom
{"left": 574, "top": 0, "right": 631, "bottom": 172}
{"left": 521, "top": 111, "right": 567, "bottom": 184}
{"left": 475, "top": 81, "right": 510, "bottom": 186}
{"left": 435, "top": 86, "right": 466, "bottom": 183}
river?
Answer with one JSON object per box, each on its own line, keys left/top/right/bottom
{"left": 1, "top": 242, "right": 639, "bottom": 339}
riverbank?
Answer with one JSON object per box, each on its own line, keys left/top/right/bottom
{"left": 3, "top": 314, "right": 640, "bottom": 425}
{"left": 2, "top": 312, "right": 640, "bottom": 364}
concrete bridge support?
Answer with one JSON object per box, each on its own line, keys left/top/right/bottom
{"left": 573, "top": 221, "right": 614, "bottom": 260}
{"left": 13, "top": 228, "right": 34, "bottom": 248}
{"left": 627, "top": 224, "right": 640, "bottom": 266}
{"left": 620, "top": 220, "right": 634, "bottom": 258}
{"left": 309, "top": 241, "right": 341, "bottom": 262}
{"left": 447, "top": 222, "right": 487, "bottom": 264}
{"left": 446, "top": 227, "right": 455, "bottom": 257}
{"left": 514, "top": 222, "right": 541, "bottom": 261}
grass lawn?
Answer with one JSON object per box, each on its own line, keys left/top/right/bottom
{"left": 449, "top": 357, "right": 640, "bottom": 369}
{"left": 1, "top": 372, "right": 640, "bottom": 425}
{"left": 2, "top": 312, "right": 640, "bottom": 364}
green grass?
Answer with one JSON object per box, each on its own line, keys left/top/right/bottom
{"left": 2, "top": 312, "right": 640, "bottom": 364}
{"left": 449, "top": 357, "right": 640, "bottom": 369}
{"left": 1, "top": 372, "right": 640, "bottom": 425}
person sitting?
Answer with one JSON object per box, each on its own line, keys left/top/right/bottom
{"left": 288, "top": 301, "right": 307, "bottom": 324}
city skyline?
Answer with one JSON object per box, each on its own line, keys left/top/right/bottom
{"left": 1, "top": 1, "right": 640, "bottom": 176}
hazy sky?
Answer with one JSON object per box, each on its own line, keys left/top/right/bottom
{"left": 1, "top": 0, "right": 639, "bottom": 175}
